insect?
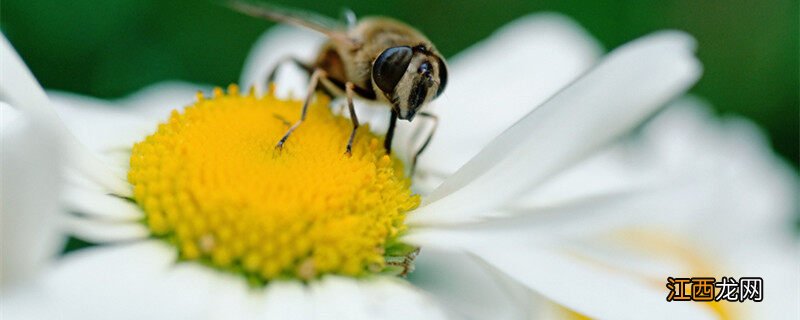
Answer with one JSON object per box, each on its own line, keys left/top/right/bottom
{"left": 229, "top": 1, "right": 447, "bottom": 171}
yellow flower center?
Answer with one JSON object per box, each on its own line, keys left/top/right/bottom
{"left": 128, "top": 85, "right": 419, "bottom": 282}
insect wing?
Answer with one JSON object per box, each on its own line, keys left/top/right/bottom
{"left": 228, "top": 0, "right": 355, "bottom": 46}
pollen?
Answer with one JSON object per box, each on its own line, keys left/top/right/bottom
{"left": 128, "top": 85, "right": 419, "bottom": 282}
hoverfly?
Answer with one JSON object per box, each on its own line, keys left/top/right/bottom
{"left": 229, "top": 1, "right": 447, "bottom": 171}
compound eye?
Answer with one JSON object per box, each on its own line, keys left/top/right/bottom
{"left": 372, "top": 46, "right": 413, "bottom": 94}
{"left": 436, "top": 58, "right": 448, "bottom": 97}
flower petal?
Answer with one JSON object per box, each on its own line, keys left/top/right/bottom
{"left": 117, "top": 81, "right": 208, "bottom": 121}
{"left": 306, "top": 276, "right": 449, "bottom": 320}
{"left": 154, "top": 263, "right": 229, "bottom": 318}
{"left": 410, "top": 31, "right": 701, "bottom": 226}
{"left": 631, "top": 98, "right": 799, "bottom": 235}
{"left": 408, "top": 248, "right": 532, "bottom": 320}
{"left": 47, "top": 91, "right": 157, "bottom": 153}
{"left": 47, "top": 81, "right": 207, "bottom": 151}
{"left": 355, "top": 277, "right": 449, "bottom": 320}
{"left": 403, "top": 195, "right": 724, "bottom": 319}
{"left": 724, "top": 235, "right": 799, "bottom": 319}
{"left": 0, "top": 36, "right": 51, "bottom": 118}
{"left": 258, "top": 281, "right": 314, "bottom": 320}
{"left": 62, "top": 216, "right": 149, "bottom": 243}
{"left": 49, "top": 240, "right": 290, "bottom": 320}
{"left": 505, "top": 97, "right": 798, "bottom": 248}
{"left": 507, "top": 141, "right": 663, "bottom": 210}
{"left": 0, "top": 282, "right": 60, "bottom": 319}
{"left": 0, "top": 34, "right": 131, "bottom": 196}
{"left": 0, "top": 103, "right": 63, "bottom": 286}
{"left": 45, "top": 240, "right": 448, "bottom": 319}
{"left": 413, "top": 13, "right": 602, "bottom": 176}
{"left": 51, "top": 243, "right": 254, "bottom": 319}
{"left": 44, "top": 241, "right": 179, "bottom": 319}
{"left": 550, "top": 99, "right": 799, "bottom": 318}
{"left": 63, "top": 187, "right": 144, "bottom": 222}
{"left": 204, "top": 274, "right": 267, "bottom": 320}
{"left": 310, "top": 277, "right": 369, "bottom": 319}
{"left": 404, "top": 184, "right": 686, "bottom": 249}
{"left": 470, "top": 245, "right": 716, "bottom": 320}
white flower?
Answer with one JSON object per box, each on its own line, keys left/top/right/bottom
{"left": 595, "top": 97, "right": 799, "bottom": 319}
{"left": 5, "top": 12, "right": 793, "bottom": 320}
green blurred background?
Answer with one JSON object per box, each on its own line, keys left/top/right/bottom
{"left": 2, "top": 0, "right": 798, "bottom": 166}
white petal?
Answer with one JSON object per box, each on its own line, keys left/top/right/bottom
{"left": 48, "top": 81, "right": 206, "bottom": 153}
{"left": 514, "top": 97, "right": 799, "bottom": 249}
{"left": 470, "top": 245, "right": 717, "bottom": 320}
{"left": 0, "top": 34, "right": 131, "bottom": 196}
{"left": 47, "top": 91, "right": 155, "bottom": 153}
{"left": 355, "top": 277, "right": 449, "bottom": 320}
{"left": 153, "top": 263, "right": 221, "bottom": 318}
{"left": 634, "top": 98, "right": 799, "bottom": 236}
{"left": 529, "top": 229, "right": 796, "bottom": 319}
{"left": 64, "top": 166, "right": 110, "bottom": 195}
{"left": 48, "top": 240, "right": 280, "bottom": 320}
{"left": 259, "top": 280, "right": 314, "bottom": 320}
{"left": 403, "top": 179, "right": 719, "bottom": 253}
{"left": 240, "top": 25, "right": 325, "bottom": 97}
{"left": 0, "top": 36, "right": 51, "bottom": 118}
{"left": 205, "top": 272, "right": 264, "bottom": 320}
{"left": 482, "top": 97, "right": 797, "bottom": 252}
{"left": 0, "top": 281, "right": 61, "bottom": 319}
{"left": 59, "top": 244, "right": 230, "bottom": 320}
{"left": 76, "top": 251, "right": 245, "bottom": 320}
{"left": 408, "top": 248, "right": 532, "bottom": 320}
{"left": 311, "top": 277, "right": 370, "bottom": 319}
{"left": 414, "top": 13, "right": 602, "bottom": 176}
{"left": 723, "top": 236, "right": 799, "bottom": 319}
{"left": 305, "top": 276, "right": 450, "bottom": 320}
{"left": 0, "top": 103, "right": 63, "bottom": 286}
{"left": 45, "top": 244, "right": 444, "bottom": 320}
{"left": 117, "top": 81, "right": 208, "bottom": 121}
{"left": 410, "top": 31, "right": 701, "bottom": 226}
{"left": 507, "top": 140, "right": 663, "bottom": 210}
{"left": 63, "top": 186, "right": 144, "bottom": 221}
{"left": 44, "top": 241, "right": 178, "bottom": 319}
{"left": 63, "top": 216, "right": 149, "bottom": 243}
{"left": 446, "top": 175, "right": 770, "bottom": 253}
{"left": 564, "top": 99, "right": 799, "bottom": 318}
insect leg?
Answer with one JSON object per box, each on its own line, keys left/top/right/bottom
{"left": 276, "top": 68, "right": 326, "bottom": 150}
{"left": 266, "top": 56, "right": 312, "bottom": 88}
{"left": 409, "top": 112, "right": 438, "bottom": 175}
{"left": 344, "top": 82, "right": 360, "bottom": 156}
{"left": 386, "top": 247, "right": 420, "bottom": 277}
{"left": 384, "top": 109, "right": 398, "bottom": 154}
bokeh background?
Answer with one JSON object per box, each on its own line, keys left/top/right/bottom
{"left": 2, "top": 0, "right": 798, "bottom": 167}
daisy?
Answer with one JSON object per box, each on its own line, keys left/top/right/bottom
{"left": 437, "top": 95, "right": 798, "bottom": 319}
{"left": 593, "top": 97, "right": 799, "bottom": 319}
{"left": 2, "top": 13, "right": 758, "bottom": 319}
